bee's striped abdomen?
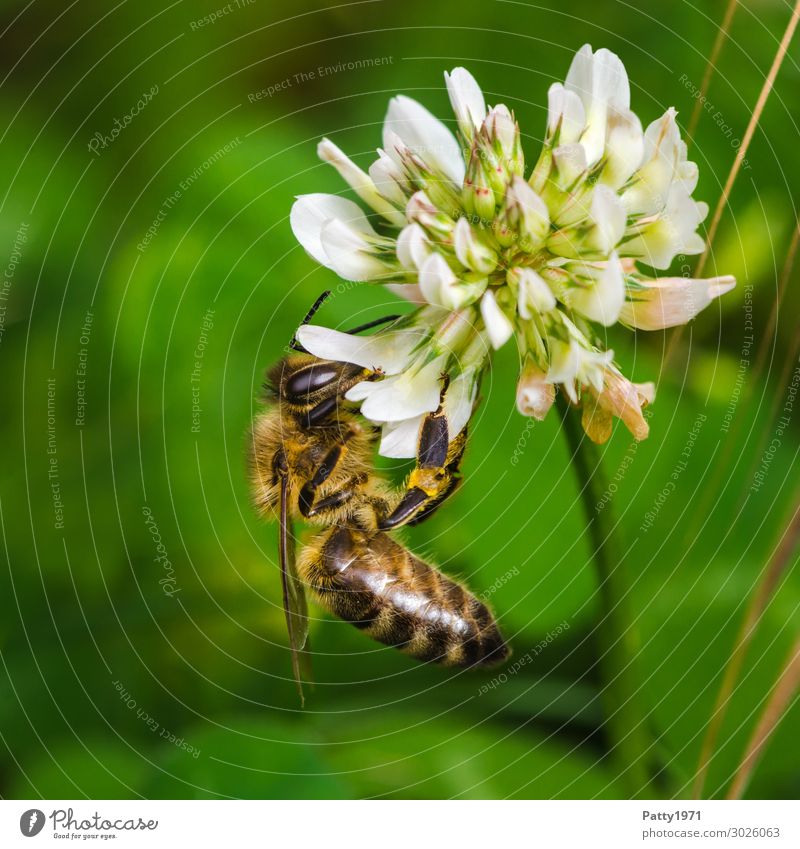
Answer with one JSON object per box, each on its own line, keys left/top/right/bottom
{"left": 299, "top": 527, "right": 509, "bottom": 668}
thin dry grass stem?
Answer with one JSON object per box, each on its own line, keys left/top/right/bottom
{"left": 664, "top": 0, "right": 800, "bottom": 369}
{"left": 749, "top": 217, "right": 800, "bottom": 380}
{"left": 692, "top": 488, "right": 800, "bottom": 798}
{"left": 682, "top": 215, "right": 800, "bottom": 546}
{"left": 695, "top": 0, "right": 800, "bottom": 279}
{"left": 687, "top": 0, "right": 739, "bottom": 142}
{"left": 739, "top": 303, "right": 800, "bottom": 490}
{"left": 727, "top": 216, "right": 800, "bottom": 492}
{"left": 726, "top": 634, "right": 800, "bottom": 799}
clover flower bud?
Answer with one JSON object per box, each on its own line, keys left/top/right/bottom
{"left": 516, "top": 361, "right": 556, "bottom": 420}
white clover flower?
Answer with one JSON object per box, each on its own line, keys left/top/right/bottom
{"left": 296, "top": 306, "right": 488, "bottom": 457}
{"left": 291, "top": 44, "right": 736, "bottom": 453}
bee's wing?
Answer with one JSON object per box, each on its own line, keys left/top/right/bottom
{"left": 279, "top": 476, "right": 313, "bottom": 706}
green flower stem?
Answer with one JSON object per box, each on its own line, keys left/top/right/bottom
{"left": 557, "top": 395, "right": 653, "bottom": 797}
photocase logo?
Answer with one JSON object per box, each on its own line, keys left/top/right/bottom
{"left": 19, "top": 809, "right": 45, "bottom": 837}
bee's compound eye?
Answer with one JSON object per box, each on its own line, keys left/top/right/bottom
{"left": 285, "top": 364, "right": 341, "bottom": 400}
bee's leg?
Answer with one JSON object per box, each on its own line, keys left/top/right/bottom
{"left": 378, "top": 380, "right": 468, "bottom": 530}
{"left": 405, "top": 427, "right": 467, "bottom": 527}
{"left": 298, "top": 428, "right": 364, "bottom": 518}
{"left": 299, "top": 478, "right": 365, "bottom": 519}
{"left": 298, "top": 443, "right": 346, "bottom": 517}
{"left": 304, "top": 394, "right": 340, "bottom": 428}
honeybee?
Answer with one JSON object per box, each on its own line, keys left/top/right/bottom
{"left": 248, "top": 296, "right": 509, "bottom": 701}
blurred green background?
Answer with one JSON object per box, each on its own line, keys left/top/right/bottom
{"left": 1, "top": 0, "right": 798, "bottom": 800}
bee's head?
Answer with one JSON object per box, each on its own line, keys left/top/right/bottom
{"left": 268, "top": 355, "right": 376, "bottom": 415}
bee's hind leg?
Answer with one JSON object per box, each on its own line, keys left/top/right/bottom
{"left": 378, "top": 379, "right": 468, "bottom": 530}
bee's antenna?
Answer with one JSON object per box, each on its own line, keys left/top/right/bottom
{"left": 344, "top": 314, "right": 401, "bottom": 335}
{"left": 289, "top": 290, "right": 331, "bottom": 352}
